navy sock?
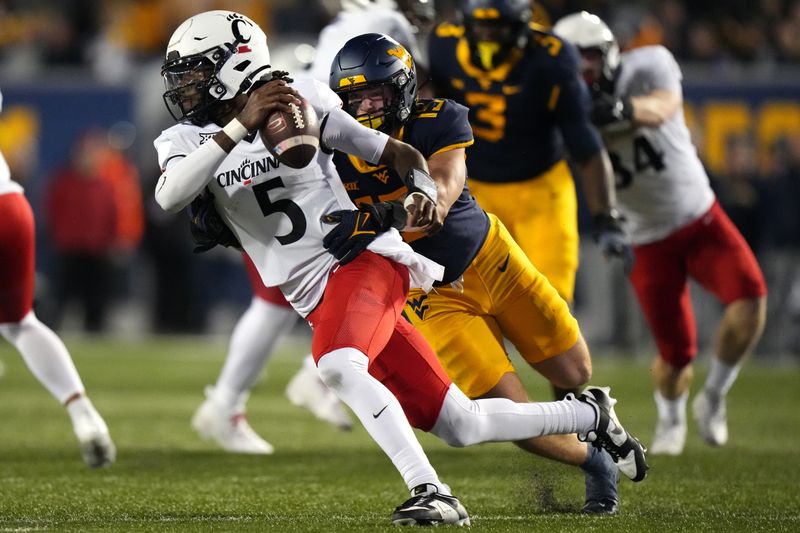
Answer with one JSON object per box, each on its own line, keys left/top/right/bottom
{"left": 581, "top": 444, "right": 619, "bottom": 510}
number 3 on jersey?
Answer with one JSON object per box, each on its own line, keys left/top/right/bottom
{"left": 609, "top": 135, "right": 666, "bottom": 189}
{"left": 465, "top": 92, "right": 506, "bottom": 142}
{"left": 252, "top": 177, "right": 307, "bottom": 245}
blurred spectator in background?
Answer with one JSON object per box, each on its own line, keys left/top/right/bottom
{"left": 3, "top": 1, "right": 800, "bottom": 75}
{"left": 773, "top": 1, "right": 800, "bottom": 62}
{"left": 93, "top": 125, "right": 145, "bottom": 306}
{"left": 44, "top": 129, "right": 119, "bottom": 333}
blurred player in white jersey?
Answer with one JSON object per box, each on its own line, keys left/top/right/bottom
{"left": 554, "top": 12, "right": 767, "bottom": 456}
{"left": 0, "top": 90, "right": 116, "bottom": 468}
{"left": 307, "top": 0, "right": 433, "bottom": 82}
{"left": 191, "top": 0, "right": 436, "bottom": 453}
{"left": 155, "top": 10, "right": 647, "bottom": 525}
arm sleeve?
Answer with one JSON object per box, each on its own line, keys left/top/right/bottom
{"left": 552, "top": 41, "right": 604, "bottom": 163}
{"left": 153, "top": 131, "right": 228, "bottom": 213}
{"left": 292, "top": 78, "right": 343, "bottom": 117}
{"left": 321, "top": 107, "right": 389, "bottom": 164}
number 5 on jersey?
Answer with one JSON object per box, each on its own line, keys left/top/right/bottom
{"left": 252, "top": 177, "right": 307, "bottom": 245}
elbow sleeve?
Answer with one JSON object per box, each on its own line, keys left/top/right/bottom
{"left": 155, "top": 140, "right": 228, "bottom": 212}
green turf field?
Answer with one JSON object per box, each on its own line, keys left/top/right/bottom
{"left": 0, "top": 336, "right": 798, "bottom": 532}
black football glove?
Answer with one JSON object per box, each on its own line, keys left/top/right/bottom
{"left": 591, "top": 92, "right": 633, "bottom": 131}
{"left": 593, "top": 211, "right": 635, "bottom": 274}
{"left": 321, "top": 201, "right": 406, "bottom": 265}
{"left": 188, "top": 190, "right": 241, "bottom": 253}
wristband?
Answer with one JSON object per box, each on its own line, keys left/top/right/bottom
{"left": 222, "top": 118, "right": 249, "bottom": 143}
{"left": 406, "top": 168, "right": 438, "bottom": 204}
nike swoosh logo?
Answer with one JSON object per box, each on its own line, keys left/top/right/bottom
{"left": 372, "top": 404, "right": 389, "bottom": 419}
{"left": 351, "top": 212, "right": 376, "bottom": 237}
{"left": 193, "top": 36, "right": 208, "bottom": 41}
{"left": 498, "top": 253, "right": 510, "bottom": 272}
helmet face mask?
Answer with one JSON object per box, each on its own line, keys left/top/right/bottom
{"left": 460, "top": 0, "right": 532, "bottom": 70}
{"left": 162, "top": 54, "right": 225, "bottom": 124}
{"left": 161, "top": 11, "right": 271, "bottom": 124}
{"left": 578, "top": 47, "right": 606, "bottom": 88}
{"left": 330, "top": 33, "right": 417, "bottom": 135}
{"left": 345, "top": 85, "right": 395, "bottom": 131}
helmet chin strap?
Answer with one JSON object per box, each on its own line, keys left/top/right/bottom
{"left": 239, "top": 65, "right": 272, "bottom": 94}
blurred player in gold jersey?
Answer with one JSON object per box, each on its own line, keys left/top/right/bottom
{"left": 428, "top": 0, "right": 631, "bottom": 304}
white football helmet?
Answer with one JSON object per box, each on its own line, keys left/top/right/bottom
{"left": 161, "top": 10, "right": 271, "bottom": 123}
{"left": 552, "top": 11, "right": 620, "bottom": 85}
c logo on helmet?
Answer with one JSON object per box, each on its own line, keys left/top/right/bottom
{"left": 231, "top": 18, "right": 253, "bottom": 44}
{"left": 225, "top": 13, "right": 253, "bottom": 44}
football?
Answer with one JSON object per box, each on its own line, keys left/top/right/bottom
{"left": 260, "top": 97, "right": 320, "bottom": 169}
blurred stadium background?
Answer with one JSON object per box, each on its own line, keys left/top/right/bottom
{"left": 1, "top": 0, "right": 799, "bottom": 359}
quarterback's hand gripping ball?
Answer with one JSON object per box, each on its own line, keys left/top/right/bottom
{"left": 260, "top": 96, "right": 320, "bottom": 169}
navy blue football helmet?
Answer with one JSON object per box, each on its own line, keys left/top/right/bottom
{"left": 460, "top": 0, "right": 533, "bottom": 69}
{"left": 329, "top": 33, "right": 417, "bottom": 134}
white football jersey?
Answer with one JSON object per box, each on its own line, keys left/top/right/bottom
{"left": 0, "top": 90, "right": 24, "bottom": 196}
{"left": 603, "top": 46, "right": 714, "bottom": 245}
{"left": 305, "top": 8, "right": 421, "bottom": 83}
{"left": 154, "top": 78, "right": 443, "bottom": 316}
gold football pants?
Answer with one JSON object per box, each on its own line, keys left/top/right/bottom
{"left": 467, "top": 159, "right": 578, "bottom": 303}
{"left": 405, "top": 213, "right": 579, "bottom": 398}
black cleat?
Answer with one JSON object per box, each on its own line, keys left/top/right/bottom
{"left": 391, "top": 484, "right": 470, "bottom": 526}
{"left": 577, "top": 386, "right": 649, "bottom": 482}
{"left": 582, "top": 498, "right": 619, "bottom": 515}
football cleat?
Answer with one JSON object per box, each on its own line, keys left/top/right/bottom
{"left": 391, "top": 484, "right": 470, "bottom": 527}
{"left": 577, "top": 386, "right": 649, "bottom": 482}
{"left": 692, "top": 390, "right": 728, "bottom": 446}
{"left": 69, "top": 399, "right": 116, "bottom": 468}
{"left": 650, "top": 418, "right": 687, "bottom": 456}
{"left": 581, "top": 446, "right": 619, "bottom": 514}
{"left": 192, "top": 391, "right": 274, "bottom": 455}
{"left": 285, "top": 363, "right": 353, "bottom": 431}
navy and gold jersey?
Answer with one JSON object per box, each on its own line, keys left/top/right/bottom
{"left": 428, "top": 23, "right": 603, "bottom": 183}
{"left": 333, "top": 98, "right": 489, "bottom": 284}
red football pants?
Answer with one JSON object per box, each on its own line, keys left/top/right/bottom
{"left": 307, "top": 251, "right": 452, "bottom": 431}
{"left": 0, "top": 192, "right": 35, "bottom": 323}
{"left": 629, "top": 200, "right": 766, "bottom": 368}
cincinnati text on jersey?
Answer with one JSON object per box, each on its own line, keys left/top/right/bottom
{"left": 215, "top": 156, "right": 281, "bottom": 187}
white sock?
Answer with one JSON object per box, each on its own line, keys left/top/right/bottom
{"left": 212, "top": 297, "right": 298, "bottom": 410}
{"left": 302, "top": 353, "right": 316, "bottom": 372}
{"left": 654, "top": 390, "right": 688, "bottom": 425}
{"left": 430, "top": 385, "right": 596, "bottom": 447}
{"left": 0, "top": 311, "right": 84, "bottom": 404}
{"left": 704, "top": 357, "right": 741, "bottom": 398}
{"left": 316, "top": 348, "right": 443, "bottom": 492}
